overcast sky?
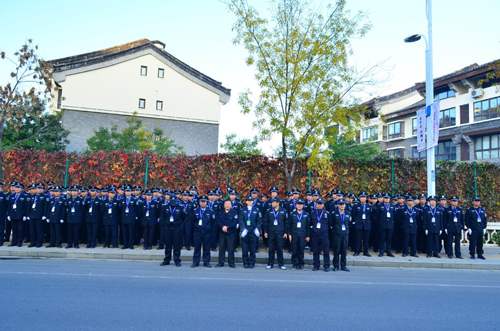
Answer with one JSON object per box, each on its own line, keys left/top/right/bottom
{"left": 1, "top": 0, "right": 498, "bottom": 154}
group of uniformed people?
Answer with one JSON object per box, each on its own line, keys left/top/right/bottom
{"left": 0, "top": 181, "right": 489, "bottom": 271}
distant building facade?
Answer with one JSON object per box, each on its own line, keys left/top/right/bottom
{"left": 358, "top": 61, "right": 500, "bottom": 162}
{"left": 49, "top": 39, "right": 231, "bottom": 154}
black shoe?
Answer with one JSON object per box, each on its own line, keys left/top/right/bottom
{"left": 312, "top": 267, "right": 319, "bottom": 271}
{"left": 17, "top": 244, "right": 22, "bottom": 247}
{"left": 65, "top": 245, "right": 72, "bottom": 249}
{"left": 86, "top": 244, "right": 91, "bottom": 248}
{"left": 121, "top": 246, "right": 128, "bottom": 250}
{"left": 160, "top": 261, "right": 170, "bottom": 266}
{"left": 457, "top": 256, "right": 463, "bottom": 259}
{"left": 250, "top": 264, "right": 255, "bottom": 269}
{"left": 333, "top": 267, "right": 339, "bottom": 272}
{"left": 363, "top": 253, "right": 372, "bottom": 257}
{"left": 341, "top": 267, "right": 350, "bottom": 272}
{"left": 478, "top": 256, "right": 486, "bottom": 260}
{"left": 434, "top": 254, "right": 441, "bottom": 258}
{"left": 204, "top": 263, "right": 212, "bottom": 268}
{"left": 157, "top": 246, "right": 164, "bottom": 250}
{"left": 402, "top": 254, "right": 407, "bottom": 257}
{"left": 91, "top": 245, "right": 96, "bottom": 249}
{"left": 8, "top": 243, "right": 16, "bottom": 247}
{"left": 191, "top": 264, "right": 198, "bottom": 268}
{"left": 46, "top": 245, "right": 55, "bottom": 248}
{"left": 427, "top": 254, "right": 431, "bottom": 258}
{"left": 353, "top": 252, "right": 360, "bottom": 256}
{"left": 378, "top": 254, "right": 383, "bottom": 257}
{"left": 129, "top": 246, "right": 134, "bottom": 250}
{"left": 387, "top": 253, "right": 395, "bottom": 257}
{"left": 186, "top": 247, "right": 191, "bottom": 251}
{"left": 229, "top": 264, "right": 235, "bottom": 268}
{"left": 57, "top": 244, "right": 62, "bottom": 248}
{"left": 74, "top": 245, "right": 80, "bottom": 249}
{"left": 144, "top": 246, "right": 148, "bottom": 250}
{"left": 175, "top": 262, "right": 181, "bottom": 267}
{"left": 411, "top": 254, "right": 419, "bottom": 258}
{"left": 244, "top": 264, "right": 249, "bottom": 269}
{"left": 448, "top": 255, "right": 453, "bottom": 259}
{"left": 28, "top": 244, "right": 36, "bottom": 248}
{"left": 324, "top": 267, "right": 329, "bottom": 272}
{"left": 215, "top": 263, "right": 224, "bottom": 268}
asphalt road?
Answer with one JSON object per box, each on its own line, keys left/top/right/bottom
{"left": 0, "top": 258, "right": 499, "bottom": 330}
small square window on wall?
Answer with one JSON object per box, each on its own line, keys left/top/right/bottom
{"left": 139, "top": 99, "right": 146, "bottom": 109}
{"left": 140, "top": 66, "right": 147, "bottom": 76}
{"left": 158, "top": 68, "right": 164, "bottom": 78}
{"left": 156, "top": 100, "right": 163, "bottom": 110}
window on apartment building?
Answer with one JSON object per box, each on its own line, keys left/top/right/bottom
{"left": 362, "top": 126, "right": 378, "bottom": 142}
{"left": 474, "top": 96, "right": 500, "bottom": 122}
{"left": 439, "top": 108, "right": 456, "bottom": 128}
{"left": 139, "top": 99, "right": 146, "bottom": 109}
{"left": 475, "top": 134, "right": 500, "bottom": 160}
{"left": 435, "top": 141, "right": 456, "bottom": 161}
{"left": 412, "top": 146, "right": 426, "bottom": 159}
{"left": 434, "top": 89, "right": 455, "bottom": 101}
{"left": 140, "top": 66, "right": 147, "bottom": 76}
{"left": 388, "top": 148, "right": 404, "bottom": 158}
{"left": 156, "top": 101, "right": 163, "bottom": 110}
{"left": 412, "top": 118, "right": 417, "bottom": 135}
{"left": 388, "top": 121, "right": 404, "bottom": 139}
{"left": 158, "top": 68, "right": 164, "bottom": 78}
{"left": 57, "top": 89, "right": 63, "bottom": 109}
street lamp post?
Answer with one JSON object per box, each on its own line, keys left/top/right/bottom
{"left": 404, "top": 0, "right": 436, "bottom": 196}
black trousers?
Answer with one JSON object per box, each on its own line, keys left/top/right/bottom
{"left": 392, "top": 224, "right": 403, "bottom": 252}
{"left": 143, "top": 225, "right": 155, "bottom": 248}
{"left": 67, "top": 223, "right": 81, "bottom": 246}
{"left": 135, "top": 219, "right": 142, "bottom": 245}
{"left": 446, "top": 231, "right": 461, "bottom": 257}
{"left": 267, "top": 232, "right": 284, "bottom": 266}
{"left": 183, "top": 220, "right": 194, "bottom": 248}
{"left": 0, "top": 216, "right": 5, "bottom": 245}
{"left": 122, "top": 223, "right": 135, "bottom": 247}
{"left": 378, "top": 229, "right": 393, "bottom": 255}
{"left": 86, "top": 222, "right": 99, "bottom": 247}
{"left": 332, "top": 233, "right": 348, "bottom": 268}
{"left": 241, "top": 232, "right": 257, "bottom": 265}
{"left": 49, "top": 222, "right": 62, "bottom": 246}
{"left": 426, "top": 232, "right": 440, "bottom": 256}
{"left": 348, "top": 225, "right": 356, "bottom": 251}
{"left": 312, "top": 233, "right": 330, "bottom": 268}
{"left": 417, "top": 225, "right": 426, "bottom": 253}
{"left": 104, "top": 224, "right": 118, "bottom": 247}
{"left": 370, "top": 224, "right": 379, "bottom": 252}
{"left": 403, "top": 233, "right": 417, "bottom": 255}
{"left": 291, "top": 235, "right": 306, "bottom": 267}
{"left": 210, "top": 224, "right": 219, "bottom": 249}
{"left": 4, "top": 218, "right": 11, "bottom": 243}
{"left": 356, "top": 229, "right": 370, "bottom": 254}
{"left": 158, "top": 225, "right": 166, "bottom": 246}
{"left": 469, "top": 229, "right": 484, "bottom": 257}
{"left": 193, "top": 230, "right": 211, "bottom": 265}
{"left": 11, "top": 219, "right": 24, "bottom": 245}
{"left": 164, "top": 224, "right": 182, "bottom": 263}
{"left": 29, "top": 218, "right": 44, "bottom": 246}
{"left": 218, "top": 231, "right": 235, "bottom": 265}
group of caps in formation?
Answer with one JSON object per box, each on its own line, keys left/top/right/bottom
{"left": 0, "top": 181, "right": 489, "bottom": 272}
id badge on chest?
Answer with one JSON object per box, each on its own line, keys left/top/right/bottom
{"left": 316, "top": 222, "right": 321, "bottom": 229}
{"left": 432, "top": 217, "right": 435, "bottom": 223}
{"left": 409, "top": 217, "right": 413, "bottom": 223}
{"left": 170, "top": 216, "right": 174, "bottom": 222}
{"left": 13, "top": 204, "right": 17, "bottom": 210}
{"left": 386, "top": 212, "right": 390, "bottom": 218}
{"left": 51, "top": 206, "right": 55, "bottom": 213}
{"left": 198, "top": 220, "right": 202, "bottom": 226}
{"left": 108, "top": 208, "right": 112, "bottom": 214}
{"left": 247, "top": 220, "right": 251, "bottom": 226}
{"left": 145, "top": 211, "right": 149, "bottom": 217}
{"left": 297, "top": 222, "right": 301, "bottom": 228}
{"left": 32, "top": 203, "right": 36, "bottom": 209}
{"left": 342, "top": 224, "right": 346, "bottom": 231}
{"left": 362, "top": 213, "right": 366, "bottom": 220}
{"left": 477, "top": 217, "right": 481, "bottom": 223}
{"left": 453, "top": 217, "right": 457, "bottom": 223}
{"left": 274, "top": 220, "right": 278, "bottom": 226}
{"left": 71, "top": 207, "right": 76, "bottom": 213}
{"left": 125, "top": 207, "right": 129, "bottom": 213}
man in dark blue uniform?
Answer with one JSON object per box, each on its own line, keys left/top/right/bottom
{"left": 288, "top": 199, "right": 309, "bottom": 270}
{"left": 374, "top": 193, "right": 395, "bottom": 257}
{"left": 351, "top": 192, "right": 372, "bottom": 257}
{"left": 84, "top": 186, "right": 103, "bottom": 248}
{"left": 139, "top": 189, "right": 160, "bottom": 250}
{"left": 180, "top": 190, "right": 195, "bottom": 251}
{"left": 414, "top": 193, "right": 427, "bottom": 253}
{"left": 192, "top": 195, "right": 216, "bottom": 268}
{"left": 216, "top": 199, "right": 239, "bottom": 268}
{"left": 263, "top": 197, "right": 288, "bottom": 270}
{"left": 46, "top": 186, "right": 65, "bottom": 248}
{"left": 161, "top": 196, "right": 186, "bottom": 267}
{"left": 465, "top": 196, "right": 487, "bottom": 260}
{"left": 119, "top": 185, "right": 140, "bottom": 249}
{"left": 8, "top": 182, "right": 28, "bottom": 247}
{"left": 308, "top": 198, "right": 331, "bottom": 271}
{"left": 208, "top": 190, "right": 221, "bottom": 252}
{"left": 27, "top": 183, "right": 50, "bottom": 248}
{"left": 444, "top": 196, "right": 464, "bottom": 259}
{"left": 331, "top": 199, "right": 350, "bottom": 272}
{"left": 240, "top": 196, "right": 262, "bottom": 269}
{"left": 423, "top": 195, "right": 443, "bottom": 258}
{"left": 0, "top": 182, "right": 8, "bottom": 247}
{"left": 401, "top": 196, "right": 421, "bottom": 257}
{"left": 64, "top": 186, "right": 85, "bottom": 249}
{"left": 103, "top": 188, "right": 121, "bottom": 248}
